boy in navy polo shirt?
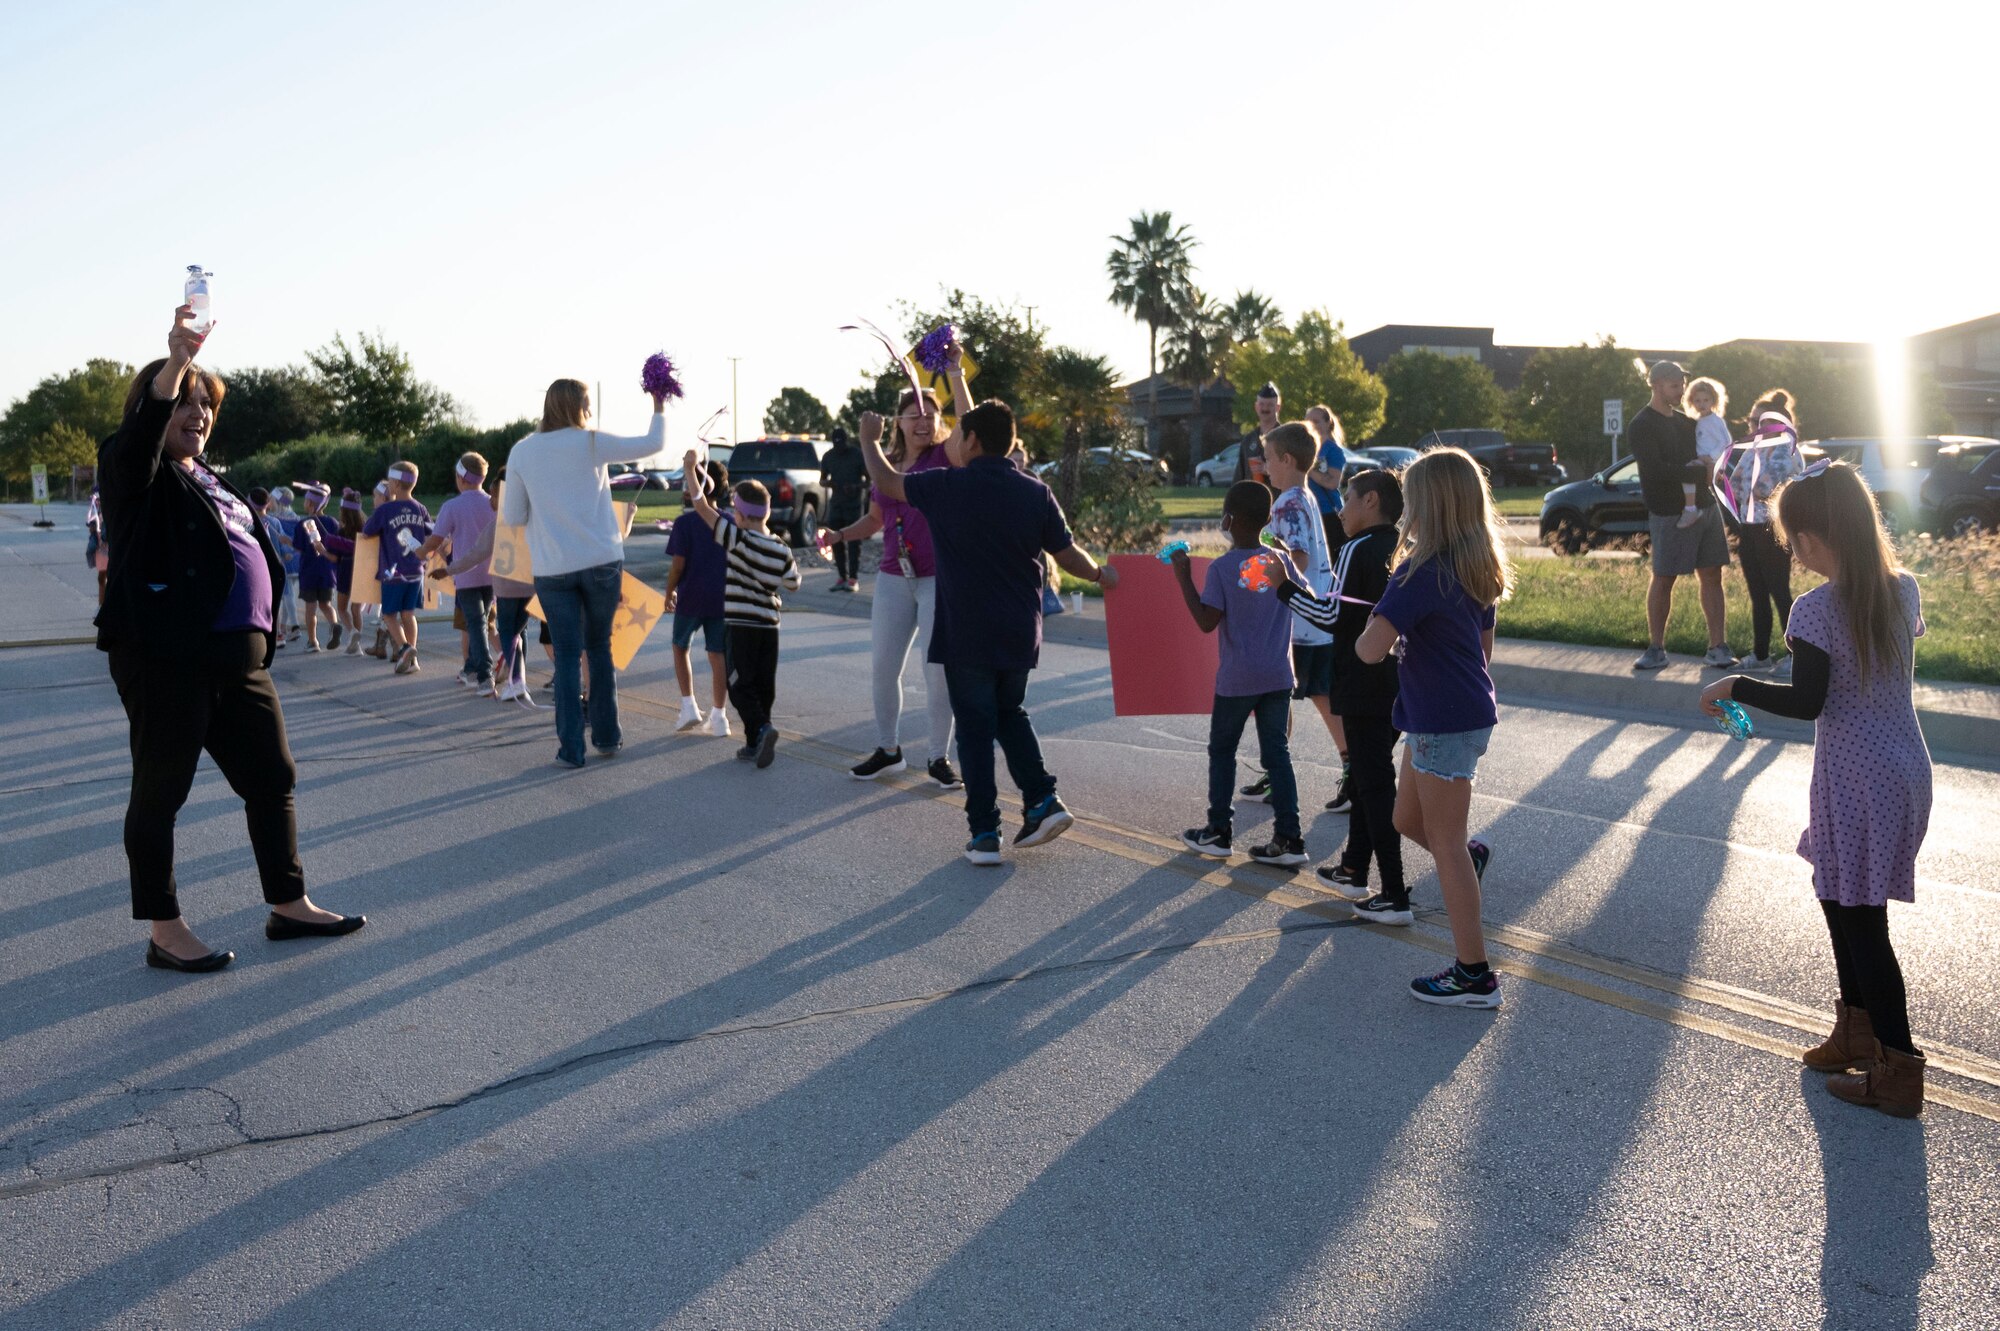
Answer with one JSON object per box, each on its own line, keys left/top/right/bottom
{"left": 861, "top": 398, "right": 1120, "bottom": 866}
{"left": 362, "top": 461, "right": 432, "bottom": 675}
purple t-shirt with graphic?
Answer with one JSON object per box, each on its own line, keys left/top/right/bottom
{"left": 1201, "top": 548, "right": 1296, "bottom": 697}
{"left": 362, "top": 497, "right": 433, "bottom": 582}
{"left": 190, "top": 464, "right": 273, "bottom": 633}
{"left": 872, "top": 445, "right": 949, "bottom": 578}
{"left": 666, "top": 509, "right": 727, "bottom": 619}
{"left": 1373, "top": 557, "right": 1499, "bottom": 736}
{"left": 432, "top": 490, "right": 495, "bottom": 589}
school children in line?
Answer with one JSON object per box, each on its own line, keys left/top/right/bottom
{"left": 362, "top": 462, "right": 432, "bottom": 675}
{"left": 1170, "top": 481, "right": 1306, "bottom": 866}
{"left": 665, "top": 458, "right": 735, "bottom": 737}
{"left": 422, "top": 452, "right": 497, "bottom": 691}
{"left": 1702, "top": 461, "right": 1933, "bottom": 1116}
{"left": 269, "top": 486, "right": 304, "bottom": 642}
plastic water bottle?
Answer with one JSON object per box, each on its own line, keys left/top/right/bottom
{"left": 184, "top": 266, "right": 214, "bottom": 335}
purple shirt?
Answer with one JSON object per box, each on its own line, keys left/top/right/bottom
{"left": 363, "top": 497, "right": 433, "bottom": 582}
{"left": 432, "top": 490, "right": 495, "bottom": 589}
{"left": 872, "top": 445, "right": 949, "bottom": 578}
{"left": 1373, "top": 558, "right": 1498, "bottom": 736}
{"left": 189, "top": 464, "right": 274, "bottom": 633}
{"left": 666, "top": 509, "right": 728, "bottom": 619}
{"left": 1201, "top": 548, "right": 1296, "bottom": 697}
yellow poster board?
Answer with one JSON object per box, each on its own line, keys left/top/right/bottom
{"left": 349, "top": 535, "right": 380, "bottom": 606}
{"left": 520, "top": 573, "right": 666, "bottom": 672}
{"left": 490, "top": 522, "right": 532, "bottom": 583}
{"left": 613, "top": 500, "right": 638, "bottom": 541}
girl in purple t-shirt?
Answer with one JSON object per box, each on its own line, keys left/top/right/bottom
{"left": 1357, "top": 447, "right": 1513, "bottom": 1010}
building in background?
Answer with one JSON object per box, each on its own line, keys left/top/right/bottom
{"left": 1913, "top": 313, "right": 2000, "bottom": 437}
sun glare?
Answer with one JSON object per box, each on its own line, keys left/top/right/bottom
{"left": 1872, "top": 336, "right": 1912, "bottom": 440}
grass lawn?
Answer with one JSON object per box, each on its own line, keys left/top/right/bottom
{"left": 1156, "top": 485, "right": 1546, "bottom": 522}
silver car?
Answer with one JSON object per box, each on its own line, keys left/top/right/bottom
{"left": 1804, "top": 436, "right": 1982, "bottom": 533}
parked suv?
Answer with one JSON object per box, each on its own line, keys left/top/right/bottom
{"left": 1417, "top": 429, "right": 1566, "bottom": 487}
{"left": 722, "top": 436, "right": 833, "bottom": 546}
{"left": 1804, "top": 436, "right": 1992, "bottom": 533}
{"left": 1540, "top": 445, "right": 1835, "bottom": 554}
{"left": 1918, "top": 438, "right": 2000, "bottom": 536}
{"left": 1192, "top": 442, "right": 1239, "bottom": 486}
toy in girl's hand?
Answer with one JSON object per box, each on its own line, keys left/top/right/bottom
{"left": 640, "top": 352, "right": 684, "bottom": 401}
{"left": 913, "top": 324, "right": 959, "bottom": 373}
{"left": 1714, "top": 699, "right": 1755, "bottom": 742}
{"left": 1156, "top": 539, "right": 1190, "bottom": 564}
{"left": 1260, "top": 531, "right": 1285, "bottom": 550}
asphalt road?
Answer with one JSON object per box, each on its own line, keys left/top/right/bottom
{"left": 1, "top": 508, "right": 1996, "bottom": 1330}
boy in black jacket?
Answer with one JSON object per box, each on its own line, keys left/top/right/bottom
{"left": 1273, "top": 468, "right": 1410, "bottom": 923}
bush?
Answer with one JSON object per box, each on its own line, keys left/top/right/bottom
{"left": 220, "top": 418, "right": 536, "bottom": 496}
{"left": 1070, "top": 455, "right": 1167, "bottom": 554}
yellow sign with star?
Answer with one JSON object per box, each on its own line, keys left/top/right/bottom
{"left": 902, "top": 346, "right": 977, "bottom": 428}
{"left": 523, "top": 571, "right": 666, "bottom": 672}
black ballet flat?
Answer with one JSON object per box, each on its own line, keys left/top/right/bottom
{"left": 265, "top": 912, "right": 368, "bottom": 941}
{"left": 146, "top": 941, "right": 235, "bottom": 973}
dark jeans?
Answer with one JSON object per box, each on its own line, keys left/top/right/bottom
{"left": 534, "top": 561, "right": 623, "bottom": 764}
{"left": 833, "top": 538, "right": 861, "bottom": 581}
{"left": 456, "top": 585, "right": 494, "bottom": 681}
{"left": 1207, "top": 690, "right": 1299, "bottom": 840}
{"left": 1738, "top": 523, "right": 1794, "bottom": 659}
{"left": 1339, "top": 712, "right": 1404, "bottom": 899}
{"left": 1821, "top": 900, "right": 1916, "bottom": 1055}
{"left": 108, "top": 633, "right": 306, "bottom": 921}
{"left": 944, "top": 663, "right": 1056, "bottom": 837}
{"left": 726, "top": 624, "right": 780, "bottom": 739}
{"left": 494, "top": 595, "right": 531, "bottom": 687}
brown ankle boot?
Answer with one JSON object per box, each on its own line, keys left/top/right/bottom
{"left": 1827, "top": 1046, "right": 1925, "bottom": 1118}
{"left": 1802, "top": 1002, "right": 1879, "bottom": 1072}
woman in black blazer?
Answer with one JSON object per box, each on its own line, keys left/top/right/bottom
{"left": 97, "top": 305, "right": 364, "bottom": 972}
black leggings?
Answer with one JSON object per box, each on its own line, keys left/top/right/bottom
{"left": 1737, "top": 523, "right": 1793, "bottom": 659}
{"left": 1339, "top": 713, "right": 1404, "bottom": 899}
{"left": 832, "top": 537, "right": 861, "bottom": 581}
{"left": 1820, "top": 900, "right": 1916, "bottom": 1056}
{"left": 726, "top": 624, "right": 780, "bottom": 738}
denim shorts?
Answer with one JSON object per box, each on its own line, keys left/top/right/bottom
{"left": 379, "top": 580, "right": 423, "bottom": 615}
{"left": 1405, "top": 727, "right": 1494, "bottom": 781}
{"left": 672, "top": 609, "right": 727, "bottom": 654}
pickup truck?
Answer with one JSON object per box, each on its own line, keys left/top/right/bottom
{"left": 719, "top": 436, "right": 833, "bottom": 546}
{"left": 1419, "top": 429, "right": 1566, "bottom": 487}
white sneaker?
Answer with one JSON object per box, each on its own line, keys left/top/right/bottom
{"left": 1739, "top": 653, "right": 1775, "bottom": 673}
{"left": 704, "top": 709, "right": 731, "bottom": 739}
{"left": 344, "top": 635, "right": 362, "bottom": 656}
{"left": 676, "top": 697, "right": 705, "bottom": 732}
{"left": 1675, "top": 506, "right": 1702, "bottom": 529}
{"left": 1702, "top": 644, "right": 1739, "bottom": 669}
{"left": 303, "top": 640, "right": 321, "bottom": 654}
{"left": 454, "top": 670, "right": 476, "bottom": 688}
{"left": 497, "top": 679, "right": 523, "bottom": 702}
{"left": 1772, "top": 656, "right": 1793, "bottom": 681}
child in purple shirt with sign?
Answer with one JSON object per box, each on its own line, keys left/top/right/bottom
{"left": 1357, "top": 447, "right": 1512, "bottom": 1009}
{"left": 361, "top": 461, "right": 433, "bottom": 675}
{"left": 1172, "top": 481, "right": 1306, "bottom": 865}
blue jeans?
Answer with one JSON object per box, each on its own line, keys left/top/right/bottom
{"left": 534, "top": 561, "right": 623, "bottom": 764}
{"left": 494, "top": 596, "right": 531, "bottom": 687}
{"left": 1208, "top": 691, "right": 1299, "bottom": 840}
{"left": 456, "top": 585, "right": 493, "bottom": 682}
{"left": 943, "top": 664, "right": 1055, "bottom": 838}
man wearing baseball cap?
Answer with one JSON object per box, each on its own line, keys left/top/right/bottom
{"left": 1628, "top": 360, "right": 1734, "bottom": 671}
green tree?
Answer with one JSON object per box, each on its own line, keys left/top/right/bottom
{"left": 1507, "top": 338, "right": 1649, "bottom": 475}
{"left": 1106, "top": 211, "right": 1196, "bottom": 436}
{"left": 1226, "top": 311, "right": 1386, "bottom": 441}
{"left": 1378, "top": 350, "right": 1509, "bottom": 446}
{"left": 1223, "top": 289, "right": 1283, "bottom": 345}
{"left": 1689, "top": 343, "right": 1952, "bottom": 438}
{"left": 1030, "top": 347, "right": 1127, "bottom": 514}
{"left": 305, "top": 332, "right": 459, "bottom": 442}
{"left": 33, "top": 422, "right": 100, "bottom": 490}
{"left": 0, "top": 357, "right": 134, "bottom": 490}
{"left": 762, "top": 386, "right": 835, "bottom": 436}
{"left": 1069, "top": 421, "right": 1167, "bottom": 555}
{"left": 206, "top": 364, "right": 331, "bottom": 462}
{"left": 1161, "top": 288, "right": 1231, "bottom": 471}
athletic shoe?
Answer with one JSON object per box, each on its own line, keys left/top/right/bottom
{"left": 851, "top": 748, "right": 907, "bottom": 780}
{"left": 1469, "top": 839, "right": 1491, "bottom": 884}
{"left": 704, "top": 709, "right": 732, "bottom": 739}
{"left": 675, "top": 697, "right": 704, "bottom": 732}
{"left": 964, "top": 833, "right": 1003, "bottom": 866}
{"left": 831, "top": 580, "right": 854, "bottom": 594}
{"left": 927, "top": 758, "right": 962, "bottom": 790}
{"left": 303, "top": 640, "right": 321, "bottom": 654}
{"left": 474, "top": 675, "right": 494, "bottom": 696}
{"left": 1674, "top": 506, "right": 1702, "bottom": 530}
{"left": 1249, "top": 836, "right": 1308, "bottom": 867}
{"left": 1181, "top": 826, "right": 1232, "bottom": 859}
{"left": 345, "top": 635, "right": 362, "bottom": 656}
{"left": 1239, "top": 772, "right": 1273, "bottom": 804}
{"left": 1352, "top": 894, "right": 1414, "bottom": 926}
{"left": 273, "top": 636, "right": 287, "bottom": 650}
{"left": 1410, "top": 963, "right": 1501, "bottom": 1009}
{"left": 389, "top": 643, "right": 408, "bottom": 664}
{"left": 736, "top": 744, "right": 757, "bottom": 761}
{"left": 454, "top": 670, "right": 477, "bottom": 688}
{"left": 1739, "top": 653, "right": 1776, "bottom": 673}
{"left": 395, "top": 651, "right": 421, "bottom": 675}
{"left": 1703, "top": 643, "right": 1740, "bottom": 669}
{"left": 755, "top": 724, "right": 779, "bottom": 769}
{"left": 1772, "top": 656, "right": 1793, "bottom": 682}
{"left": 498, "top": 679, "right": 525, "bottom": 702}
{"left": 1315, "top": 861, "right": 1369, "bottom": 900}
{"left": 1632, "top": 645, "right": 1669, "bottom": 671}
{"left": 326, "top": 626, "right": 343, "bottom": 650}
{"left": 1015, "top": 796, "right": 1074, "bottom": 848}
{"left": 595, "top": 743, "right": 622, "bottom": 758}
{"left": 1325, "top": 774, "right": 1353, "bottom": 813}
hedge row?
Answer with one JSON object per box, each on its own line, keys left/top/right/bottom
{"left": 222, "top": 419, "right": 535, "bottom": 496}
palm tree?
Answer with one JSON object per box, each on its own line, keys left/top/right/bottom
{"left": 1224, "top": 289, "right": 1283, "bottom": 346}
{"left": 1033, "top": 347, "right": 1126, "bottom": 514}
{"left": 1106, "top": 211, "right": 1196, "bottom": 444}
{"left": 1163, "top": 288, "right": 1231, "bottom": 466}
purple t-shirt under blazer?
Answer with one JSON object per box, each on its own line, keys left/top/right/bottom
{"left": 189, "top": 464, "right": 274, "bottom": 634}
{"left": 1200, "top": 548, "right": 1296, "bottom": 698}
{"left": 1373, "top": 557, "right": 1498, "bottom": 736}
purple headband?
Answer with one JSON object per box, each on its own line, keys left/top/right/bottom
{"left": 340, "top": 495, "right": 363, "bottom": 512}
{"left": 388, "top": 465, "right": 416, "bottom": 484}
{"left": 732, "top": 496, "right": 770, "bottom": 520}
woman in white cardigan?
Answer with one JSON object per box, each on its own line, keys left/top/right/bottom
{"left": 501, "top": 378, "right": 667, "bottom": 767}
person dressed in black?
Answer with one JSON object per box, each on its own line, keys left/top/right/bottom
{"left": 819, "top": 426, "right": 868, "bottom": 591}
{"left": 1230, "top": 381, "right": 1283, "bottom": 486}
{"left": 96, "top": 304, "right": 363, "bottom": 973}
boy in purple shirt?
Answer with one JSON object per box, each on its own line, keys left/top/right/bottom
{"left": 362, "top": 461, "right": 433, "bottom": 675}
{"left": 420, "top": 452, "right": 496, "bottom": 689}
{"left": 1170, "top": 481, "right": 1306, "bottom": 865}
{"left": 665, "top": 459, "right": 733, "bottom": 736}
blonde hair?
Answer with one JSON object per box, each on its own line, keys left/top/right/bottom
{"left": 541, "top": 379, "right": 591, "bottom": 432}
{"left": 1394, "top": 446, "right": 1512, "bottom": 606}
{"left": 1775, "top": 462, "right": 1910, "bottom": 687}
{"left": 1264, "top": 421, "right": 1319, "bottom": 472}
{"left": 1687, "top": 377, "right": 1728, "bottom": 414}
{"left": 385, "top": 460, "right": 419, "bottom": 498}
{"left": 1305, "top": 404, "right": 1344, "bottom": 448}
{"left": 456, "top": 451, "right": 488, "bottom": 481}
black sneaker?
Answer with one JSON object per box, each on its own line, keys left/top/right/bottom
{"left": 927, "top": 758, "right": 962, "bottom": 790}
{"left": 755, "top": 724, "right": 779, "bottom": 769}
{"left": 1249, "top": 836, "right": 1308, "bottom": 866}
{"left": 1015, "top": 796, "right": 1074, "bottom": 848}
{"left": 1468, "top": 839, "right": 1492, "bottom": 884}
{"left": 1314, "top": 861, "right": 1368, "bottom": 900}
{"left": 964, "top": 833, "right": 1002, "bottom": 866}
{"left": 1410, "top": 962, "right": 1501, "bottom": 1009}
{"left": 735, "top": 744, "right": 757, "bottom": 762}
{"left": 1325, "top": 774, "right": 1353, "bottom": 813}
{"left": 326, "top": 625, "right": 343, "bottom": 650}
{"left": 1352, "top": 894, "right": 1414, "bottom": 926}
{"left": 1180, "top": 826, "right": 1232, "bottom": 859}
{"left": 851, "top": 748, "right": 906, "bottom": 780}
{"left": 1239, "top": 772, "right": 1272, "bottom": 804}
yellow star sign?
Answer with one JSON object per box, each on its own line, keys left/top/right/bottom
{"left": 902, "top": 345, "right": 978, "bottom": 429}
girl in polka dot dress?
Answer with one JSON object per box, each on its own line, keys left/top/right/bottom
{"left": 1701, "top": 462, "right": 1932, "bottom": 1117}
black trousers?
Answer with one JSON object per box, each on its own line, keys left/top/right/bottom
{"left": 1820, "top": 900, "right": 1916, "bottom": 1056}
{"left": 1737, "top": 523, "right": 1794, "bottom": 659}
{"left": 108, "top": 633, "right": 305, "bottom": 921}
{"left": 832, "top": 537, "right": 861, "bottom": 580}
{"left": 944, "top": 664, "right": 1056, "bottom": 838}
{"left": 726, "top": 624, "right": 780, "bottom": 739}
{"left": 1338, "top": 712, "right": 1404, "bottom": 899}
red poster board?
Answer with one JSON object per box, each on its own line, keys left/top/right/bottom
{"left": 1103, "top": 553, "right": 1221, "bottom": 716}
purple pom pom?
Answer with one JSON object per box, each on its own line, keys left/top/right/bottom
{"left": 913, "top": 324, "right": 958, "bottom": 374}
{"left": 641, "top": 352, "right": 684, "bottom": 401}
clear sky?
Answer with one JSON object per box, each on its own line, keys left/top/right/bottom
{"left": 3, "top": 0, "right": 1993, "bottom": 445}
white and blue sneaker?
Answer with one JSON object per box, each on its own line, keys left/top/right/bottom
{"left": 1015, "top": 796, "right": 1074, "bottom": 848}
{"left": 964, "top": 833, "right": 1002, "bottom": 866}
